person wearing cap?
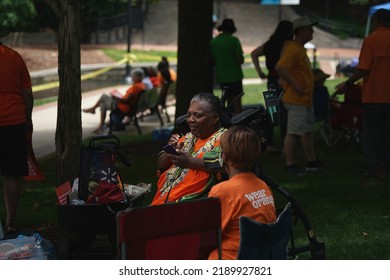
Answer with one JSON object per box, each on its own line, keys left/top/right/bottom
{"left": 275, "top": 16, "right": 323, "bottom": 175}
{"left": 336, "top": 8, "right": 390, "bottom": 179}
{"left": 0, "top": 29, "right": 34, "bottom": 235}
{"left": 211, "top": 18, "right": 244, "bottom": 114}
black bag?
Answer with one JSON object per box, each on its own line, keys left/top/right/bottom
{"left": 78, "top": 135, "right": 132, "bottom": 201}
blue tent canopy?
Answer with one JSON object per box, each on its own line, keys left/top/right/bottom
{"left": 365, "top": 2, "right": 390, "bottom": 36}
{"left": 368, "top": 2, "right": 390, "bottom": 15}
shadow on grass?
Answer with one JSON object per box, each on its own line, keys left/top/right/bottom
{"left": 2, "top": 128, "right": 390, "bottom": 259}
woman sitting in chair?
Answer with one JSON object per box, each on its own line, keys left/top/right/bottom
{"left": 151, "top": 92, "right": 226, "bottom": 205}
{"left": 208, "top": 126, "right": 276, "bottom": 260}
{"left": 82, "top": 68, "right": 145, "bottom": 133}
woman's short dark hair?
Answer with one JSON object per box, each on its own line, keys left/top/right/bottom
{"left": 191, "top": 92, "right": 223, "bottom": 116}
{"left": 220, "top": 125, "right": 262, "bottom": 170}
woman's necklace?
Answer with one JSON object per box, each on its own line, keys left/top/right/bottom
{"left": 159, "top": 127, "right": 226, "bottom": 200}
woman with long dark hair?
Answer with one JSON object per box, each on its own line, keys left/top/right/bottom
{"left": 251, "top": 20, "right": 293, "bottom": 151}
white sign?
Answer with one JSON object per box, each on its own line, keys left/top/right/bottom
{"left": 261, "top": 0, "right": 300, "bottom": 5}
{"left": 281, "top": 0, "right": 300, "bottom": 4}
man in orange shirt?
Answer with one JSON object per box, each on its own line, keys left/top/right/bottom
{"left": 208, "top": 126, "right": 276, "bottom": 260}
{"left": 0, "top": 29, "right": 33, "bottom": 235}
{"left": 336, "top": 9, "right": 390, "bottom": 179}
{"left": 83, "top": 68, "right": 145, "bottom": 133}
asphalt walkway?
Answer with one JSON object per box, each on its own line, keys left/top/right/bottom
{"left": 32, "top": 85, "right": 176, "bottom": 159}
{"left": 31, "top": 45, "right": 360, "bottom": 160}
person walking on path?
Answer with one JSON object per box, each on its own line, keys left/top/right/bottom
{"left": 251, "top": 20, "right": 293, "bottom": 152}
{"left": 276, "top": 16, "right": 323, "bottom": 175}
{"left": 211, "top": 18, "right": 244, "bottom": 114}
{"left": 0, "top": 29, "right": 34, "bottom": 235}
{"left": 336, "top": 9, "right": 390, "bottom": 179}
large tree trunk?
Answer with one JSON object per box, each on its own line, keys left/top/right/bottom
{"left": 175, "top": 0, "right": 213, "bottom": 118}
{"left": 46, "top": 0, "right": 82, "bottom": 185}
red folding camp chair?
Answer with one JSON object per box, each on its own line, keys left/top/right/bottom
{"left": 116, "top": 197, "right": 222, "bottom": 260}
{"left": 330, "top": 84, "right": 363, "bottom": 148}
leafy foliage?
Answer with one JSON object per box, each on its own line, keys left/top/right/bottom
{"left": 0, "top": 0, "right": 37, "bottom": 30}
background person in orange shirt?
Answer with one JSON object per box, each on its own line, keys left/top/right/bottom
{"left": 336, "top": 9, "right": 390, "bottom": 179}
{"left": 208, "top": 126, "right": 276, "bottom": 260}
{"left": 0, "top": 29, "right": 34, "bottom": 235}
{"left": 83, "top": 68, "right": 145, "bottom": 133}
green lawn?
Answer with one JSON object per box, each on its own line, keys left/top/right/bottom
{"left": 4, "top": 124, "right": 389, "bottom": 260}
{"left": 15, "top": 48, "right": 387, "bottom": 260}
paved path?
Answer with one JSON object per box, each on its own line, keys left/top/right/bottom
{"left": 32, "top": 85, "right": 176, "bottom": 159}
{"left": 31, "top": 45, "right": 359, "bottom": 160}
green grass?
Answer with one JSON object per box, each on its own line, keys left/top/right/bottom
{"left": 102, "top": 48, "right": 178, "bottom": 64}
{"left": 103, "top": 48, "right": 257, "bottom": 66}
{"left": 19, "top": 48, "right": 385, "bottom": 260}
{"left": 4, "top": 122, "right": 390, "bottom": 260}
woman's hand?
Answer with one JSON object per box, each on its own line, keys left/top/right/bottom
{"left": 168, "top": 150, "right": 199, "bottom": 169}
{"left": 258, "top": 71, "right": 267, "bottom": 80}
{"left": 157, "top": 134, "right": 183, "bottom": 172}
{"left": 293, "top": 83, "right": 305, "bottom": 97}
{"left": 168, "top": 133, "right": 181, "bottom": 148}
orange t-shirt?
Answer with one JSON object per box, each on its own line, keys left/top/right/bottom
{"left": 157, "top": 68, "right": 177, "bottom": 85}
{"left": 358, "top": 26, "right": 390, "bottom": 103}
{"left": 0, "top": 44, "right": 32, "bottom": 126}
{"left": 117, "top": 81, "right": 145, "bottom": 115}
{"left": 208, "top": 172, "right": 276, "bottom": 260}
{"left": 151, "top": 133, "right": 222, "bottom": 205}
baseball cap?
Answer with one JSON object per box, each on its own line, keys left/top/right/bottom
{"left": 292, "top": 16, "right": 317, "bottom": 30}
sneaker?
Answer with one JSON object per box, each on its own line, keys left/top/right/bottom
{"left": 306, "top": 159, "right": 324, "bottom": 171}
{"left": 285, "top": 165, "right": 306, "bottom": 176}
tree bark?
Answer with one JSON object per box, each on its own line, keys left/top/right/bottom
{"left": 45, "top": 0, "right": 82, "bottom": 185}
{"left": 175, "top": 0, "right": 213, "bottom": 118}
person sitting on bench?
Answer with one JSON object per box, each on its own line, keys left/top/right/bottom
{"left": 82, "top": 68, "right": 145, "bottom": 133}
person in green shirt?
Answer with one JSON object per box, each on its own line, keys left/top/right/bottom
{"left": 211, "top": 18, "right": 244, "bottom": 114}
